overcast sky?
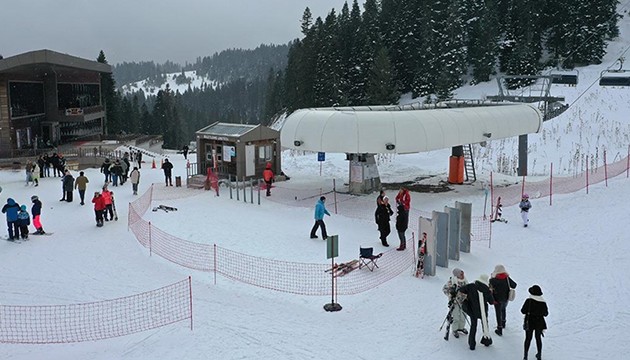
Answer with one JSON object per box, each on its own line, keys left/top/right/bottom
{"left": 1, "top": 0, "right": 349, "bottom": 65}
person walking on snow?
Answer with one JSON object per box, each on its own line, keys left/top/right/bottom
{"left": 17, "top": 205, "right": 30, "bottom": 239}
{"left": 75, "top": 171, "right": 89, "bottom": 205}
{"left": 459, "top": 274, "right": 495, "bottom": 350}
{"left": 162, "top": 158, "right": 174, "bottom": 186}
{"left": 519, "top": 193, "right": 532, "bottom": 227}
{"left": 262, "top": 162, "right": 274, "bottom": 196}
{"left": 129, "top": 167, "right": 140, "bottom": 195}
{"left": 2, "top": 198, "right": 21, "bottom": 240}
{"left": 100, "top": 158, "right": 112, "bottom": 182}
{"left": 522, "top": 285, "right": 548, "bottom": 360}
{"left": 489, "top": 264, "right": 517, "bottom": 336}
{"left": 375, "top": 195, "right": 393, "bottom": 247}
{"left": 92, "top": 191, "right": 106, "bottom": 227}
{"left": 310, "top": 196, "right": 331, "bottom": 239}
{"left": 31, "top": 162, "right": 40, "bottom": 187}
{"left": 442, "top": 268, "right": 469, "bottom": 338}
{"left": 31, "top": 195, "right": 45, "bottom": 234}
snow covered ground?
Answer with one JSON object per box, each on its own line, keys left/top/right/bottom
{"left": 4, "top": 8, "right": 630, "bottom": 360}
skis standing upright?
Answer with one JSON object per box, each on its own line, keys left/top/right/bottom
{"left": 112, "top": 197, "right": 118, "bottom": 221}
{"left": 440, "top": 301, "right": 456, "bottom": 341}
{"left": 490, "top": 196, "right": 507, "bottom": 223}
{"left": 415, "top": 232, "right": 427, "bottom": 278}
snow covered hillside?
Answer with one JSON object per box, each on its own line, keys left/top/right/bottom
{"left": 120, "top": 70, "right": 219, "bottom": 96}
{"left": 3, "top": 8, "right": 630, "bottom": 360}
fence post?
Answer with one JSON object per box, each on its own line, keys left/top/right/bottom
{"left": 229, "top": 175, "right": 233, "bottom": 199}
{"left": 236, "top": 176, "right": 239, "bottom": 201}
{"left": 243, "top": 177, "right": 246, "bottom": 203}
{"left": 604, "top": 150, "right": 608, "bottom": 187}
{"left": 213, "top": 244, "right": 217, "bottom": 285}
{"left": 333, "top": 179, "right": 338, "bottom": 214}
{"left": 257, "top": 179, "right": 261, "bottom": 205}
{"left": 627, "top": 145, "right": 629, "bottom": 178}
{"left": 586, "top": 159, "right": 589, "bottom": 194}
{"left": 250, "top": 180, "right": 254, "bottom": 204}
{"left": 188, "top": 276, "right": 194, "bottom": 331}
{"left": 549, "top": 163, "right": 553, "bottom": 206}
{"left": 490, "top": 172, "right": 494, "bottom": 218}
{"left": 148, "top": 221, "right": 152, "bottom": 257}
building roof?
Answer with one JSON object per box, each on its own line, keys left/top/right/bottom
{"left": 0, "top": 49, "right": 111, "bottom": 76}
{"left": 280, "top": 103, "right": 543, "bottom": 154}
{"left": 196, "top": 122, "right": 258, "bottom": 138}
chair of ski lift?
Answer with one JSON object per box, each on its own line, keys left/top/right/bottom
{"left": 359, "top": 247, "right": 383, "bottom": 272}
{"left": 599, "top": 70, "right": 630, "bottom": 87}
{"left": 550, "top": 69, "right": 579, "bottom": 86}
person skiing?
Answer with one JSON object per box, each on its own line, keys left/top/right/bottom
{"left": 129, "top": 167, "right": 140, "bottom": 195}
{"left": 375, "top": 195, "right": 393, "bottom": 247}
{"left": 262, "top": 162, "right": 274, "bottom": 196}
{"left": 459, "top": 274, "right": 495, "bottom": 350}
{"left": 31, "top": 195, "right": 45, "bottom": 234}
{"left": 75, "top": 171, "right": 89, "bottom": 205}
{"left": 162, "top": 158, "right": 174, "bottom": 186}
{"left": 519, "top": 193, "right": 532, "bottom": 227}
{"left": 101, "top": 186, "right": 114, "bottom": 221}
{"left": 17, "top": 205, "right": 30, "bottom": 239}
{"left": 442, "top": 268, "right": 469, "bottom": 338}
{"left": 2, "top": 198, "right": 21, "bottom": 240}
{"left": 310, "top": 196, "right": 331, "bottom": 239}
{"left": 489, "top": 264, "right": 517, "bottom": 336}
{"left": 395, "top": 201, "right": 408, "bottom": 251}
{"left": 522, "top": 285, "right": 548, "bottom": 360}
{"left": 92, "top": 191, "right": 106, "bottom": 227}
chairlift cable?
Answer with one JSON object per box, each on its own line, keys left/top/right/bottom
{"left": 568, "top": 42, "right": 630, "bottom": 109}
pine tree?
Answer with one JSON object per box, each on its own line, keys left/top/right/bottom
{"left": 314, "top": 10, "right": 343, "bottom": 106}
{"left": 97, "top": 50, "right": 120, "bottom": 135}
{"left": 366, "top": 45, "right": 399, "bottom": 105}
{"left": 466, "top": 0, "right": 499, "bottom": 83}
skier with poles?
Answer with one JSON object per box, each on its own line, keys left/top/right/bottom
{"left": 442, "top": 268, "right": 469, "bottom": 339}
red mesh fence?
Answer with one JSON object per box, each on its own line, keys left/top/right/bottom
{"left": 0, "top": 278, "right": 192, "bottom": 344}
{"left": 493, "top": 152, "right": 629, "bottom": 207}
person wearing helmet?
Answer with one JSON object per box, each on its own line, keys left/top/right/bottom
{"left": 519, "top": 193, "right": 532, "bottom": 227}
{"left": 17, "top": 205, "right": 30, "bottom": 239}
{"left": 31, "top": 195, "right": 45, "bottom": 234}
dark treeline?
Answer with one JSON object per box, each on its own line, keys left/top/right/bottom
{"left": 270, "top": 0, "right": 619, "bottom": 113}
{"left": 104, "top": 0, "right": 620, "bottom": 149}
{"left": 113, "top": 61, "right": 181, "bottom": 88}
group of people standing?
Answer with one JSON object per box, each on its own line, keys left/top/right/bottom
{"left": 443, "top": 266, "right": 548, "bottom": 360}
{"left": 2, "top": 195, "right": 45, "bottom": 240}
{"left": 375, "top": 187, "right": 410, "bottom": 249}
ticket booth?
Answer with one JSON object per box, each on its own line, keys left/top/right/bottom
{"left": 195, "top": 122, "right": 281, "bottom": 180}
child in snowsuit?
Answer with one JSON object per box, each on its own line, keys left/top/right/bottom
{"left": 519, "top": 194, "right": 532, "bottom": 227}
{"left": 17, "top": 205, "right": 30, "bottom": 239}
{"left": 31, "top": 195, "right": 45, "bottom": 234}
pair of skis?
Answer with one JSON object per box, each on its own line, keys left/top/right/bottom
{"left": 415, "top": 232, "right": 427, "bottom": 278}
{"left": 325, "top": 259, "right": 360, "bottom": 277}
{"left": 152, "top": 204, "right": 178, "bottom": 213}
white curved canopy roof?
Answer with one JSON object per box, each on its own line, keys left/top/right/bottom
{"left": 280, "top": 104, "right": 543, "bottom": 154}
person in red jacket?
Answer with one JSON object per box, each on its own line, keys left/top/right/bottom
{"left": 395, "top": 186, "right": 411, "bottom": 211}
{"left": 101, "top": 187, "right": 114, "bottom": 221}
{"left": 262, "top": 162, "right": 274, "bottom": 196}
{"left": 92, "top": 191, "right": 106, "bottom": 227}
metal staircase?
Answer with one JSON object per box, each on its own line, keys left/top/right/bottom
{"left": 463, "top": 144, "right": 476, "bottom": 182}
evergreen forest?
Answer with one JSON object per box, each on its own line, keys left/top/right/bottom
{"left": 103, "top": 0, "right": 620, "bottom": 149}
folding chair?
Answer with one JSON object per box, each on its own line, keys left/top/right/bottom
{"left": 359, "top": 247, "right": 382, "bottom": 271}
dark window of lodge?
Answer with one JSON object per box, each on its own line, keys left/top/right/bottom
{"left": 9, "top": 81, "right": 45, "bottom": 118}
{"left": 57, "top": 83, "right": 101, "bottom": 109}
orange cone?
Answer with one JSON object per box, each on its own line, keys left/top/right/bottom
{"left": 152, "top": 159, "right": 156, "bottom": 169}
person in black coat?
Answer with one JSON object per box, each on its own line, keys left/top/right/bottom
{"left": 521, "top": 285, "right": 548, "bottom": 360}
{"left": 161, "top": 158, "right": 174, "bottom": 186}
{"left": 62, "top": 170, "right": 75, "bottom": 202}
{"left": 489, "top": 264, "right": 517, "bottom": 335}
{"left": 395, "top": 202, "right": 408, "bottom": 250}
{"left": 374, "top": 195, "right": 393, "bottom": 247}
{"left": 459, "top": 274, "right": 495, "bottom": 350}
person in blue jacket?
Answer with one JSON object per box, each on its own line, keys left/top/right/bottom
{"left": 310, "top": 196, "right": 331, "bottom": 239}
{"left": 2, "top": 198, "right": 21, "bottom": 240}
